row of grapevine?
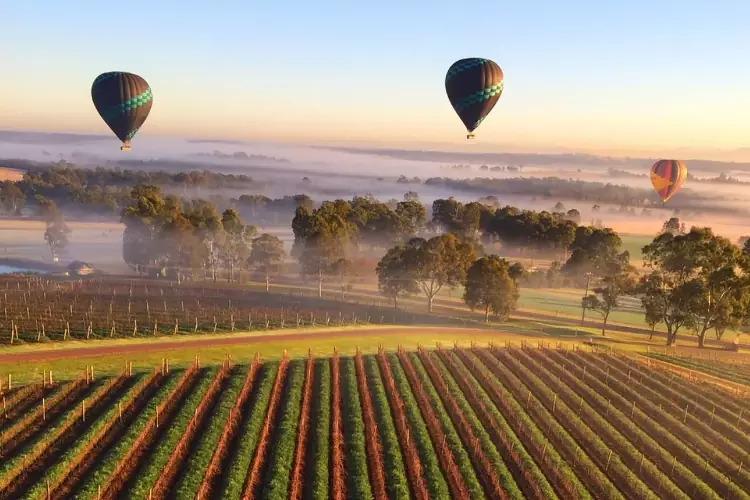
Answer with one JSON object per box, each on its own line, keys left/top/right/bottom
{"left": 0, "top": 374, "right": 130, "bottom": 497}
{"left": 76, "top": 366, "right": 192, "bottom": 499}
{"left": 0, "top": 378, "right": 86, "bottom": 458}
{"left": 452, "top": 348, "right": 589, "bottom": 499}
{"left": 353, "top": 349, "right": 387, "bottom": 499}
{"left": 392, "top": 349, "right": 469, "bottom": 499}
{"left": 29, "top": 371, "right": 160, "bottom": 499}
{"left": 258, "top": 359, "right": 305, "bottom": 498}
{"left": 504, "top": 347, "right": 691, "bottom": 499}
{"left": 220, "top": 361, "right": 278, "bottom": 499}
{"left": 173, "top": 364, "right": 247, "bottom": 498}
{"left": 196, "top": 356, "right": 261, "bottom": 499}
{"left": 430, "top": 348, "right": 549, "bottom": 499}
{"left": 545, "top": 349, "right": 749, "bottom": 496}
{"left": 610, "top": 352, "right": 750, "bottom": 433}
{"left": 2, "top": 346, "right": 749, "bottom": 498}
{"left": 362, "top": 355, "right": 410, "bottom": 499}
{"left": 406, "top": 349, "right": 512, "bottom": 499}
{"left": 340, "top": 357, "right": 374, "bottom": 499}
{"left": 330, "top": 349, "right": 346, "bottom": 500}
{"left": 303, "top": 359, "right": 330, "bottom": 500}
{"left": 375, "top": 348, "right": 430, "bottom": 500}
{"left": 242, "top": 354, "right": 290, "bottom": 498}
{"left": 289, "top": 351, "right": 315, "bottom": 500}
{"left": 127, "top": 366, "right": 219, "bottom": 497}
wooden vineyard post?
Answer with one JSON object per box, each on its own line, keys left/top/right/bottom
{"left": 82, "top": 400, "right": 86, "bottom": 422}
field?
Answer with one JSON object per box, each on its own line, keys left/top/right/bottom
{"left": 0, "top": 344, "right": 749, "bottom": 499}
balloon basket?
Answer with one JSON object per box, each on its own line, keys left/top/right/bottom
{"left": 466, "top": 134, "right": 475, "bottom": 140}
{"left": 120, "top": 145, "right": 132, "bottom": 152}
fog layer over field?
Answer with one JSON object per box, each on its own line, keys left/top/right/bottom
{"left": 1, "top": 130, "right": 750, "bottom": 272}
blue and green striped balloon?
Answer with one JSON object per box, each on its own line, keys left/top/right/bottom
{"left": 445, "top": 58, "right": 503, "bottom": 138}
{"left": 91, "top": 72, "right": 153, "bottom": 150}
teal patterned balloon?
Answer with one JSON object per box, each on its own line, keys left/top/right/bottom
{"left": 445, "top": 58, "right": 503, "bottom": 138}
{"left": 91, "top": 72, "right": 153, "bottom": 150}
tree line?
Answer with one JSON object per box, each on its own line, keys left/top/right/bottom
{"left": 120, "top": 185, "right": 286, "bottom": 287}
{"left": 13, "top": 163, "right": 749, "bottom": 348}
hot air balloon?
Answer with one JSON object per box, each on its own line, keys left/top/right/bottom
{"left": 91, "top": 72, "right": 153, "bottom": 151}
{"left": 650, "top": 159, "right": 687, "bottom": 203}
{"left": 445, "top": 58, "right": 504, "bottom": 139}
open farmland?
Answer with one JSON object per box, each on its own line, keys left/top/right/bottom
{"left": 0, "top": 276, "right": 456, "bottom": 346}
{"left": 0, "top": 345, "right": 748, "bottom": 499}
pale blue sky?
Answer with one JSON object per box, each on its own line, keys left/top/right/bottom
{"left": 2, "top": 1, "right": 749, "bottom": 154}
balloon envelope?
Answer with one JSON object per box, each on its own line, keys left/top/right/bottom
{"left": 91, "top": 72, "right": 153, "bottom": 149}
{"left": 445, "top": 58, "right": 504, "bottom": 136}
{"left": 650, "top": 159, "right": 687, "bottom": 202}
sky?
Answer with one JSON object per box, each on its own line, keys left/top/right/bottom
{"left": 2, "top": 1, "right": 750, "bottom": 157}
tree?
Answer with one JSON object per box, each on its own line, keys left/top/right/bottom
{"left": 0, "top": 182, "right": 24, "bottom": 215}
{"left": 376, "top": 245, "right": 418, "bottom": 308}
{"left": 250, "top": 234, "right": 286, "bottom": 291}
{"left": 740, "top": 236, "right": 750, "bottom": 255}
{"left": 581, "top": 268, "right": 637, "bottom": 335}
{"left": 395, "top": 200, "right": 426, "bottom": 238}
{"left": 463, "top": 255, "right": 519, "bottom": 322}
{"left": 554, "top": 201, "right": 565, "bottom": 211}
{"left": 220, "top": 208, "right": 256, "bottom": 283}
{"left": 121, "top": 185, "right": 167, "bottom": 275}
{"left": 401, "top": 234, "right": 476, "bottom": 312}
{"left": 660, "top": 217, "right": 685, "bottom": 235}
{"left": 292, "top": 201, "right": 355, "bottom": 297}
{"left": 404, "top": 191, "right": 420, "bottom": 202}
{"left": 638, "top": 273, "right": 694, "bottom": 345}
{"left": 641, "top": 227, "right": 750, "bottom": 346}
{"left": 563, "top": 226, "right": 628, "bottom": 284}
{"left": 565, "top": 209, "right": 581, "bottom": 223}
{"left": 186, "top": 200, "right": 225, "bottom": 282}
{"left": 37, "top": 198, "right": 70, "bottom": 262}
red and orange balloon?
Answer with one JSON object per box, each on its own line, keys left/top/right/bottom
{"left": 650, "top": 159, "right": 687, "bottom": 203}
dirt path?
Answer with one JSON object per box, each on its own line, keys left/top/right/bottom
{"left": 0, "top": 327, "right": 498, "bottom": 363}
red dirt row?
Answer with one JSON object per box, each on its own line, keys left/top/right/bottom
{"left": 289, "top": 351, "right": 315, "bottom": 500}
{"left": 1, "top": 373, "right": 131, "bottom": 499}
{"left": 150, "top": 362, "right": 232, "bottom": 499}
{"left": 413, "top": 348, "right": 508, "bottom": 500}
{"left": 196, "top": 356, "right": 261, "bottom": 500}
{"left": 242, "top": 354, "right": 289, "bottom": 499}
{"left": 376, "top": 348, "right": 429, "bottom": 500}
{"left": 330, "top": 349, "right": 346, "bottom": 500}
{"left": 354, "top": 349, "right": 387, "bottom": 500}
{"left": 0, "top": 327, "right": 491, "bottom": 364}
{"left": 1, "top": 378, "right": 86, "bottom": 459}
{"left": 453, "top": 348, "right": 580, "bottom": 498}
{"left": 432, "top": 347, "right": 542, "bottom": 500}
{"left": 51, "top": 370, "right": 164, "bottom": 498}
{"left": 507, "top": 347, "right": 690, "bottom": 499}
{"left": 483, "top": 348, "right": 643, "bottom": 498}
{"left": 395, "top": 348, "right": 471, "bottom": 500}
{"left": 100, "top": 364, "right": 200, "bottom": 499}
{"left": 547, "top": 349, "right": 750, "bottom": 493}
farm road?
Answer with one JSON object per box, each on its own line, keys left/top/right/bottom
{"left": 0, "top": 327, "right": 498, "bottom": 363}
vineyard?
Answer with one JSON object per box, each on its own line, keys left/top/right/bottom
{"left": 0, "top": 276, "right": 452, "bottom": 345}
{"left": 0, "top": 344, "right": 749, "bottom": 499}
